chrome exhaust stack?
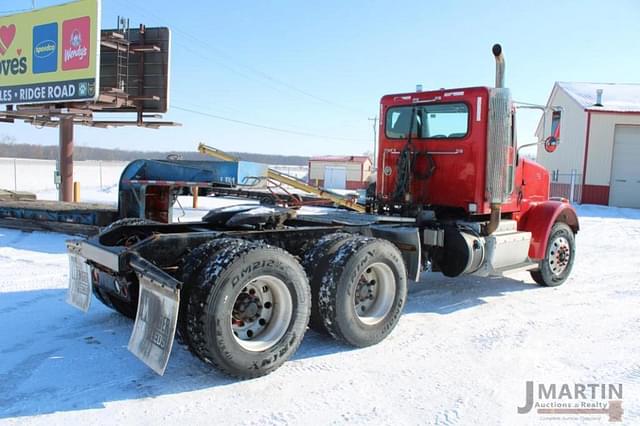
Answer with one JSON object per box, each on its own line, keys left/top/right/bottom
{"left": 484, "top": 44, "right": 512, "bottom": 236}
{"left": 493, "top": 44, "right": 505, "bottom": 88}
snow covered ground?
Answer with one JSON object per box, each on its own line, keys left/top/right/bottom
{"left": 1, "top": 191, "right": 639, "bottom": 424}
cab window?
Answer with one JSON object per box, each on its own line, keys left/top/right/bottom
{"left": 385, "top": 103, "right": 469, "bottom": 139}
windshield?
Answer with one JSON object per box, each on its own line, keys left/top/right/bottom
{"left": 385, "top": 103, "right": 469, "bottom": 139}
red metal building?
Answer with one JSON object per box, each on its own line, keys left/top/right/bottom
{"left": 308, "top": 156, "right": 372, "bottom": 190}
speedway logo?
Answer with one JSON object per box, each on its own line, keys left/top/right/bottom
{"left": 62, "top": 16, "right": 90, "bottom": 70}
{"left": 34, "top": 40, "right": 56, "bottom": 57}
{"left": 33, "top": 22, "right": 57, "bottom": 74}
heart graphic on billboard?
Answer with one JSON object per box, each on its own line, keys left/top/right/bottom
{"left": 0, "top": 24, "right": 16, "bottom": 56}
{"left": 16, "top": 48, "right": 22, "bottom": 56}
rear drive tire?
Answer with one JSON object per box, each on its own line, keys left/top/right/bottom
{"left": 177, "top": 238, "right": 249, "bottom": 345}
{"left": 100, "top": 217, "right": 159, "bottom": 248}
{"left": 185, "top": 241, "right": 310, "bottom": 378}
{"left": 91, "top": 279, "right": 138, "bottom": 319}
{"left": 92, "top": 284, "right": 112, "bottom": 309}
{"left": 530, "top": 222, "right": 575, "bottom": 287}
{"left": 301, "top": 233, "right": 356, "bottom": 334}
{"left": 101, "top": 217, "right": 157, "bottom": 234}
{"left": 92, "top": 218, "right": 158, "bottom": 318}
{"left": 107, "top": 294, "right": 137, "bottom": 319}
{"left": 318, "top": 237, "right": 407, "bottom": 347}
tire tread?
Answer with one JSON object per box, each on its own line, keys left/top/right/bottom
{"left": 185, "top": 241, "right": 310, "bottom": 379}
{"left": 301, "top": 232, "right": 355, "bottom": 333}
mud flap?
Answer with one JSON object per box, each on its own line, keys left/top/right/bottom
{"left": 128, "top": 274, "right": 180, "bottom": 375}
{"left": 66, "top": 253, "right": 92, "bottom": 312}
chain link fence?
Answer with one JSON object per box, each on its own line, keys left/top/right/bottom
{"left": 550, "top": 169, "right": 582, "bottom": 204}
{"left": 0, "top": 158, "right": 128, "bottom": 193}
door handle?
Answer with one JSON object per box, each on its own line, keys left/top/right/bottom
{"left": 615, "top": 179, "right": 627, "bottom": 182}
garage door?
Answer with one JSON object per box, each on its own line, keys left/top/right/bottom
{"left": 324, "top": 166, "right": 346, "bottom": 189}
{"left": 609, "top": 125, "right": 640, "bottom": 208}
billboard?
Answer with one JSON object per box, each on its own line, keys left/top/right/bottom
{"left": 0, "top": 0, "right": 100, "bottom": 105}
{"left": 100, "top": 27, "right": 171, "bottom": 113}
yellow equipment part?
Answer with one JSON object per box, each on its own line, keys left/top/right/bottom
{"left": 197, "top": 143, "right": 366, "bottom": 213}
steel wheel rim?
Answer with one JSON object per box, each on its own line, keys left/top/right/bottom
{"left": 231, "top": 275, "right": 293, "bottom": 351}
{"left": 354, "top": 262, "right": 396, "bottom": 325}
{"left": 548, "top": 236, "right": 571, "bottom": 276}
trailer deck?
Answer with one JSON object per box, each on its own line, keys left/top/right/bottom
{"left": 0, "top": 200, "right": 118, "bottom": 236}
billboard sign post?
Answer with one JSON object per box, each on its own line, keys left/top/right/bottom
{"left": 0, "top": 0, "right": 100, "bottom": 105}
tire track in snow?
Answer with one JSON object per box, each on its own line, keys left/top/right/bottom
{"left": 435, "top": 398, "right": 465, "bottom": 425}
{"left": 0, "top": 350, "right": 58, "bottom": 413}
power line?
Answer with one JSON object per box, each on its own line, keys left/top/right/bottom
{"left": 172, "top": 105, "right": 368, "bottom": 143}
{"left": 172, "top": 98, "right": 343, "bottom": 133}
{"left": 111, "top": 0, "right": 369, "bottom": 116}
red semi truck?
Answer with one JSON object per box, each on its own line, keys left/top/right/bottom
{"left": 66, "top": 44, "right": 578, "bottom": 378}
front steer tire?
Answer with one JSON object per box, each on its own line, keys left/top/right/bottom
{"left": 318, "top": 237, "right": 407, "bottom": 347}
{"left": 184, "top": 241, "right": 311, "bottom": 379}
{"left": 530, "top": 222, "right": 576, "bottom": 287}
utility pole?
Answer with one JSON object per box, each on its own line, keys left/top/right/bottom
{"left": 368, "top": 116, "right": 378, "bottom": 170}
{"left": 59, "top": 117, "right": 74, "bottom": 202}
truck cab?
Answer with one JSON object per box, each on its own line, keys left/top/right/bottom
{"left": 369, "top": 45, "right": 578, "bottom": 282}
{"left": 375, "top": 86, "right": 549, "bottom": 218}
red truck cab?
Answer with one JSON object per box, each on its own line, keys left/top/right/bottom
{"left": 376, "top": 86, "right": 551, "bottom": 218}
{"left": 369, "top": 45, "right": 578, "bottom": 285}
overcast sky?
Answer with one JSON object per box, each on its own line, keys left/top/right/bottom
{"left": 2, "top": 0, "right": 640, "bottom": 156}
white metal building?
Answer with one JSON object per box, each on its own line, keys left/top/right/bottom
{"left": 308, "top": 156, "right": 372, "bottom": 190}
{"left": 536, "top": 82, "right": 640, "bottom": 208}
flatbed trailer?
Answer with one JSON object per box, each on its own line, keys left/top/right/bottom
{"left": 0, "top": 199, "right": 117, "bottom": 236}
{"left": 0, "top": 156, "right": 341, "bottom": 235}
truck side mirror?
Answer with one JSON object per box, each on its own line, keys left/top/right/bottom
{"left": 544, "top": 136, "right": 559, "bottom": 153}
{"left": 514, "top": 104, "right": 563, "bottom": 156}
{"left": 547, "top": 110, "right": 561, "bottom": 148}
